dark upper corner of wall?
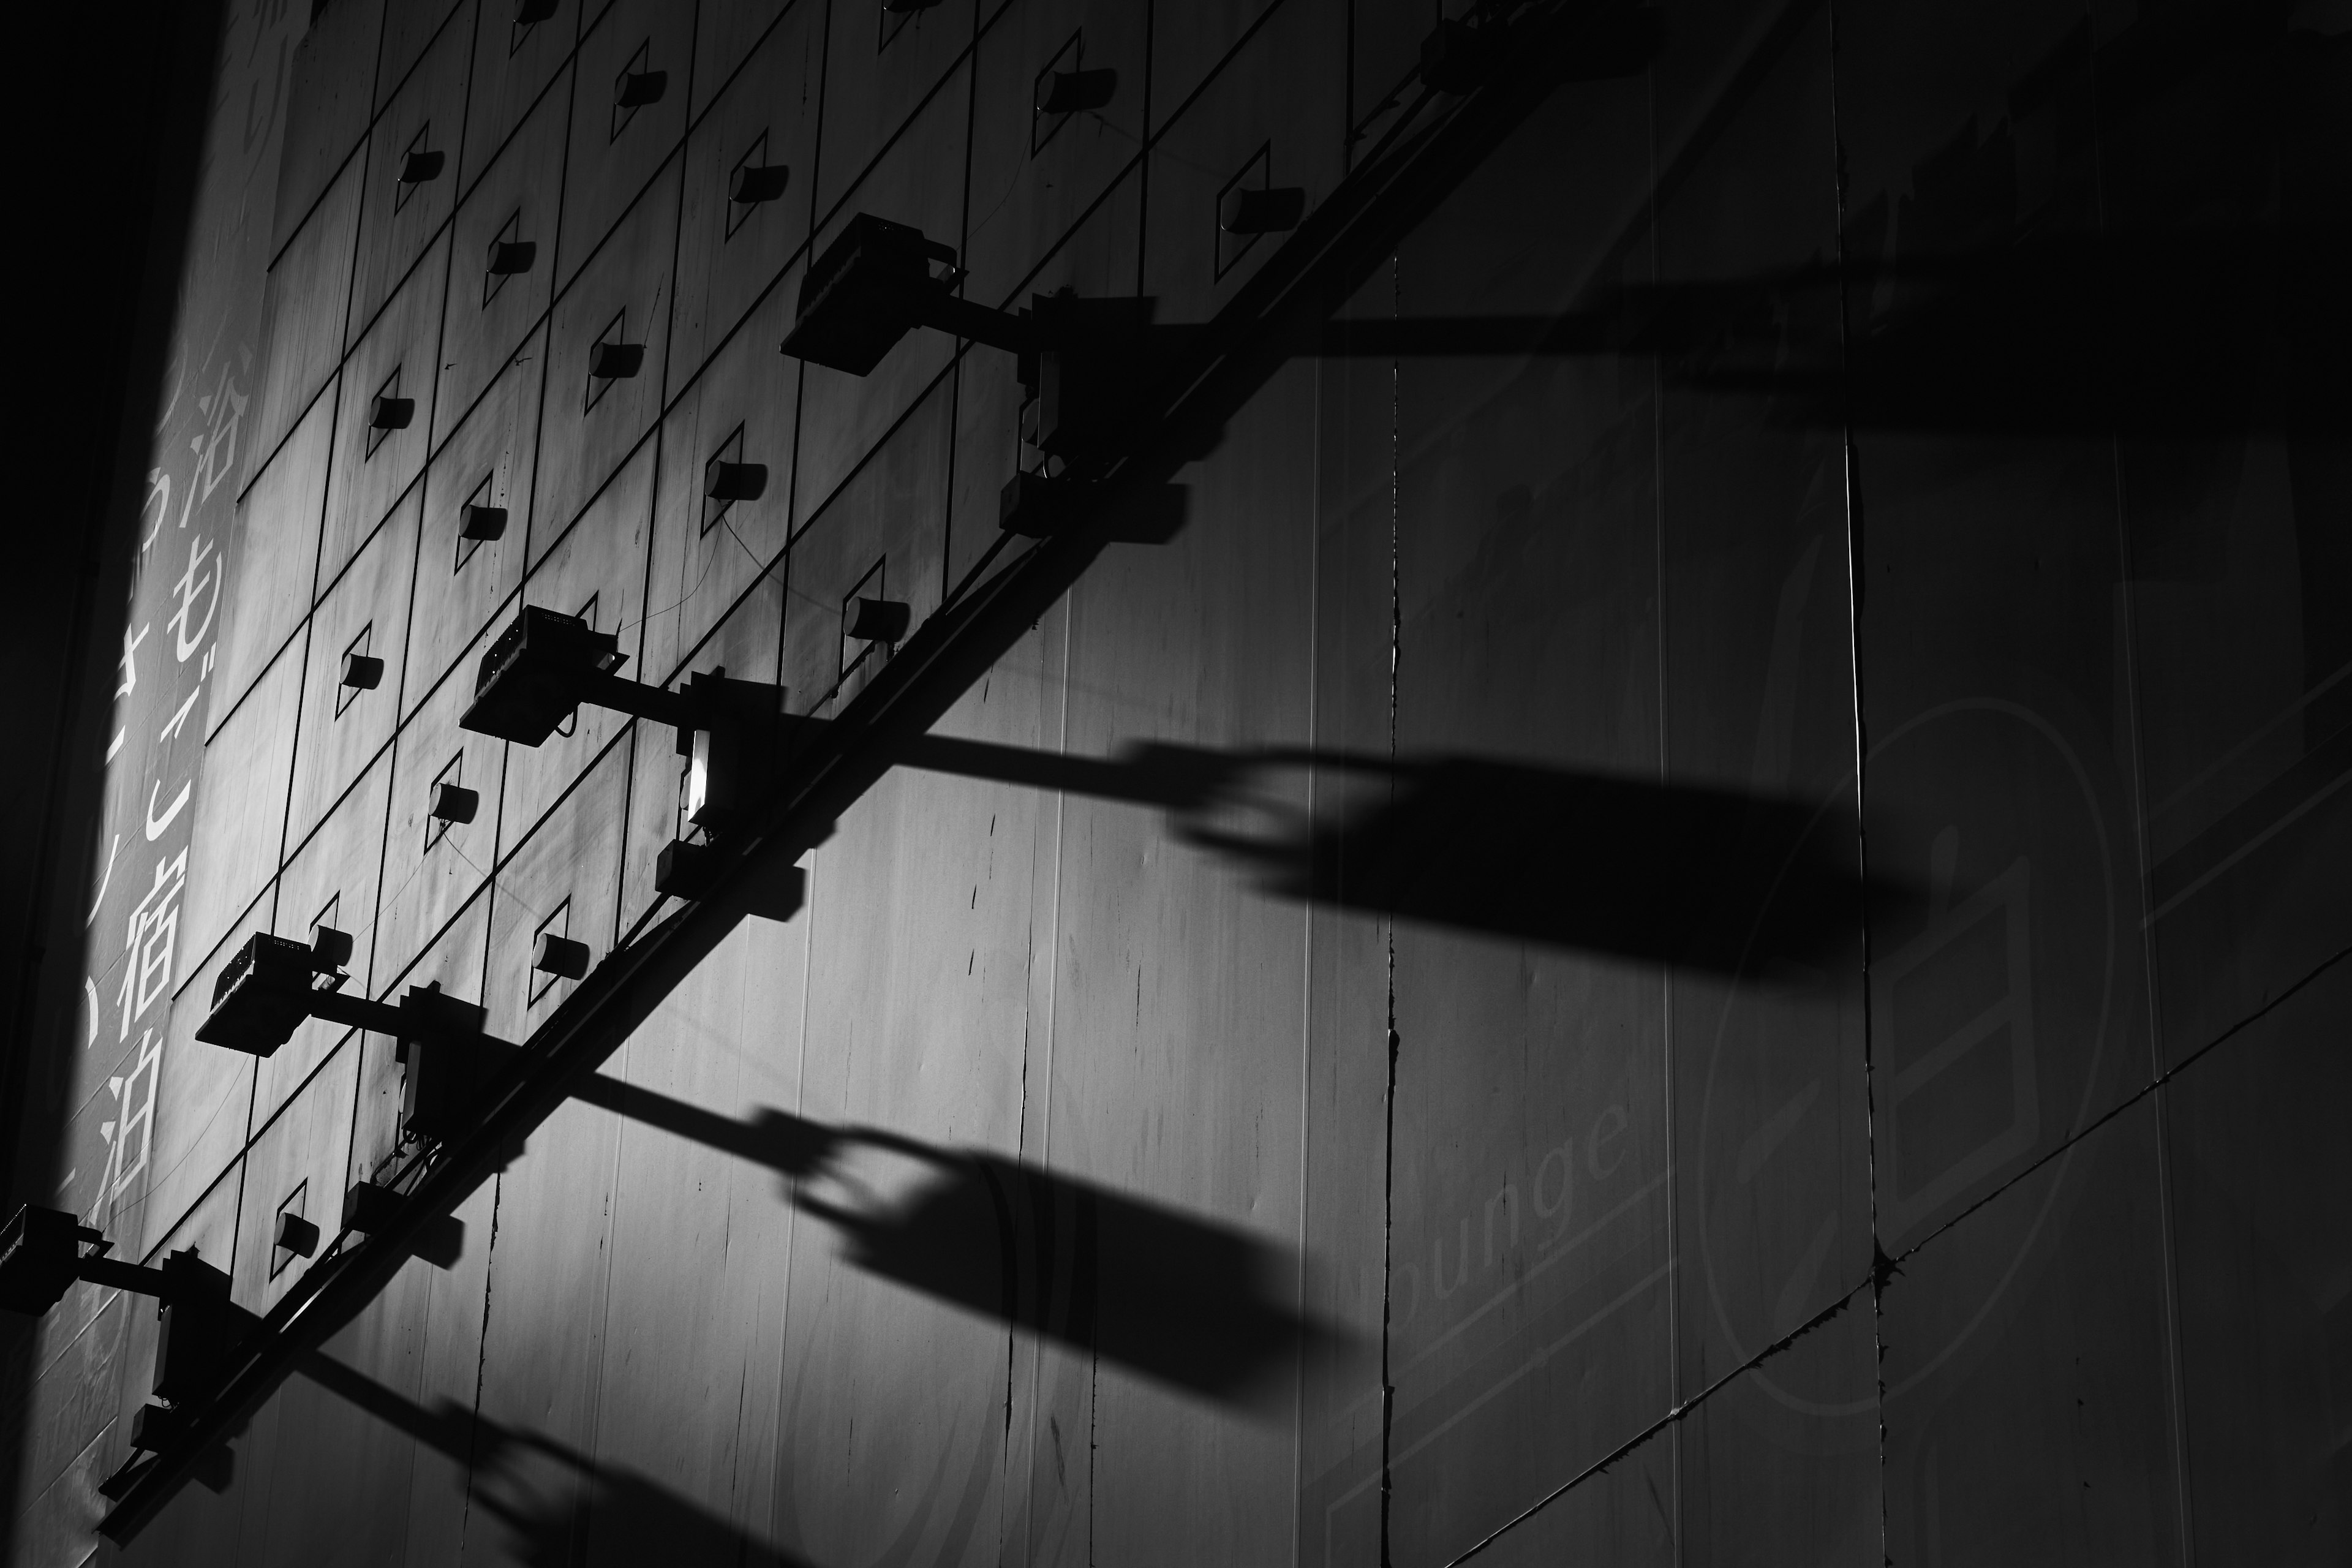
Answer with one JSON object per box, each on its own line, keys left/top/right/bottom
{"left": 0, "top": 0, "right": 226, "bottom": 1531}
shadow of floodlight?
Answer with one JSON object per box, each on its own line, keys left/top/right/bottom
{"left": 871, "top": 734, "right": 1893, "bottom": 981}
{"left": 564, "top": 1082, "right": 1345, "bottom": 1415}
{"left": 1313, "top": 224, "right": 2351, "bottom": 438}
{"left": 295, "top": 1349, "right": 811, "bottom": 1567}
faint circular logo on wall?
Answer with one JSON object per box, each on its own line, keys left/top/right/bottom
{"left": 1696, "top": 698, "right": 2124, "bottom": 1420}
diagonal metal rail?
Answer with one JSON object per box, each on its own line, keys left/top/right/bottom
{"left": 99, "top": 0, "right": 1640, "bottom": 1536}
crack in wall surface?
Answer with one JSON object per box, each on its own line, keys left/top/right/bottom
{"left": 1376, "top": 252, "right": 1404, "bottom": 1568}
{"left": 1818, "top": 4, "right": 1897, "bottom": 1562}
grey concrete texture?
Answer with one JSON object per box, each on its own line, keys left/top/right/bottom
{"left": 7, "top": 0, "right": 2346, "bottom": 1563}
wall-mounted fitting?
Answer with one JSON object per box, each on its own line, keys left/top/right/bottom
{"left": 341, "top": 1182, "right": 399, "bottom": 1234}
{"left": 1219, "top": 186, "right": 1306, "bottom": 235}
{"left": 729, "top": 164, "right": 790, "bottom": 204}
{"left": 0, "top": 1208, "right": 254, "bottom": 1449}
{"left": 778, "top": 218, "right": 1180, "bottom": 475}
{"left": 846, "top": 597, "right": 912, "bottom": 645}
{"left": 655, "top": 840, "right": 808, "bottom": 918}
{"left": 430, "top": 782, "right": 479, "bottom": 825}
{"left": 999, "top": 470, "right": 1074, "bottom": 538}
{"left": 369, "top": 393, "right": 415, "bottom": 431}
{"left": 487, "top": 238, "right": 537, "bottom": 276}
{"left": 312, "top": 925, "right": 355, "bottom": 971}
{"left": 884, "top": 0, "right": 945, "bottom": 12}
{"left": 589, "top": 340, "right": 645, "bottom": 380}
{"left": 1016, "top": 293, "right": 1169, "bottom": 461}
{"left": 150, "top": 1251, "right": 245, "bottom": 1404}
{"left": 671, "top": 671, "right": 794, "bottom": 835}
{"left": 338, "top": 1180, "right": 467, "bottom": 1265}
{"left": 532, "top": 932, "right": 590, "bottom": 981}
{"left": 514, "top": 0, "right": 557, "bottom": 21}
{"left": 273, "top": 1212, "right": 320, "bottom": 1260}
{"left": 460, "top": 503, "right": 508, "bottom": 541}
{"left": 398, "top": 148, "right": 446, "bottom": 185}
{"left": 654, "top": 839, "right": 720, "bottom": 900}
{"left": 1036, "top": 67, "right": 1117, "bottom": 116}
{"left": 341, "top": 652, "right": 385, "bottom": 691}
{"left": 616, "top": 69, "right": 667, "bottom": 108}
{"left": 311, "top": 927, "right": 353, "bottom": 973}
{"left": 393, "top": 987, "right": 497, "bottom": 1142}
{"left": 128, "top": 1403, "right": 187, "bottom": 1454}
{"left": 1419, "top": 19, "right": 1504, "bottom": 93}
{"left": 704, "top": 458, "right": 767, "bottom": 503}
{"left": 998, "top": 471, "right": 1190, "bottom": 544}
{"left": 461, "top": 611, "right": 789, "bottom": 760}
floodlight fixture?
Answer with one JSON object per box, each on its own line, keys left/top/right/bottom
{"left": 195, "top": 929, "right": 491, "bottom": 1059}
{"left": 459, "top": 605, "right": 659, "bottom": 745}
{"left": 0, "top": 1207, "right": 234, "bottom": 1322}
{"left": 781, "top": 214, "right": 1039, "bottom": 375}
{"left": 195, "top": 930, "right": 344, "bottom": 1055}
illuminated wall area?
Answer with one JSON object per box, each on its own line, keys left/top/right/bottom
{"left": 4, "top": 0, "right": 2345, "bottom": 1563}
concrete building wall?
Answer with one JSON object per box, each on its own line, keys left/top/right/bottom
{"left": 6, "top": 0, "right": 2346, "bottom": 1564}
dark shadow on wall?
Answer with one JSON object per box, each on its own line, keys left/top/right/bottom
{"left": 1314, "top": 224, "right": 2351, "bottom": 440}
{"left": 0, "top": 0, "right": 230, "bottom": 1541}
{"left": 295, "top": 1350, "right": 810, "bottom": 1567}
{"left": 564, "top": 1082, "right": 1343, "bottom": 1415}
{"left": 866, "top": 734, "right": 1891, "bottom": 982}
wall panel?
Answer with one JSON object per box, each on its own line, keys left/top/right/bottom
{"left": 482, "top": 740, "right": 630, "bottom": 1042}
{"left": 374, "top": 619, "right": 508, "bottom": 990}
{"left": 643, "top": 278, "right": 801, "bottom": 687}
{"left": 288, "top": 490, "right": 417, "bottom": 854}
{"left": 349, "top": 0, "right": 475, "bottom": 347}
{"left": 214, "top": 390, "right": 336, "bottom": 739}
{"left": 1141, "top": 0, "right": 1344, "bottom": 319}
{"left": 408, "top": 319, "right": 546, "bottom": 717}
{"left": 780, "top": 374, "right": 954, "bottom": 718}
{"left": 251, "top": 164, "right": 362, "bottom": 489}
{"left": 1879, "top": 1100, "right": 2186, "bottom": 1567}
{"left": 230, "top": 1042, "right": 361, "bottom": 1319}
{"left": 582, "top": 910, "right": 810, "bottom": 1564}
{"left": 1033, "top": 362, "right": 1321, "bottom": 1567}
{"left": 459, "top": 0, "right": 579, "bottom": 200}
{"left": 273, "top": 0, "right": 387, "bottom": 259}
{"left": 668, "top": 0, "right": 824, "bottom": 385}
{"left": 812, "top": 0, "right": 976, "bottom": 223}
{"left": 961, "top": 0, "right": 1148, "bottom": 311}
{"left": 183, "top": 638, "right": 303, "bottom": 974}
{"left": 439, "top": 68, "right": 573, "bottom": 450}
{"left": 134, "top": 919, "right": 268, "bottom": 1261}
{"left": 556, "top": 0, "right": 695, "bottom": 293}
{"left": 379, "top": 0, "right": 471, "bottom": 106}
{"left": 318, "top": 231, "right": 449, "bottom": 590}
{"left": 532, "top": 156, "right": 682, "bottom": 545}
{"left": 2163, "top": 958, "right": 2351, "bottom": 1564}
